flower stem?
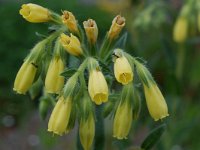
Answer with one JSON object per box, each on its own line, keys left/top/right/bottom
{"left": 94, "top": 105, "right": 105, "bottom": 150}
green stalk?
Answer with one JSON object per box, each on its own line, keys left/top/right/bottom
{"left": 94, "top": 105, "right": 105, "bottom": 150}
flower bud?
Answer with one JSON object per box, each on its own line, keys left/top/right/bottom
{"left": 13, "top": 60, "right": 37, "bottom": 94}
{"left": 62, "top": 11, "right": 79, "bottom": 33}
{"left": 83, "top": 19, "right": 98, "bottom": 44}
{"left": 108, "top": 15, "right": 125, "bottom": 40}
{"left": 79, "top": 114, "right": 95, "bottom": 150}
{"left": 143, "top": 83, "right": 169, "bottom": 121}
{"left": 48, "top": 96, "right": 72, "bottom": 135}
{"left": 45, "top": 57, "right": 65, "bottom": 94}
{"left": 114, "top": 56, "right": 133, "bottom": 85}
{"left": 173, "top": 17, "right": 188, "bottom": 43}
{"left": 60, "top": 33, "right": 83, "bottom": 56}
{"left": 113, "top": 100, "right": 133, "bottom": 139}
{"left": 19, "top": 3, "right": 50, "bottom": 23}
{"left": 88, "top": 69, "right": 109, "bottom": 105}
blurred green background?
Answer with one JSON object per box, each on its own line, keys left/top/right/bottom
{"left": 0, "top": 0, "right": 200, "bottom": 150}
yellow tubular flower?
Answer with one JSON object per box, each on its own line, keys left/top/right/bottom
{"left": 62, "top": 11, "right": 79, "bottom": 33}
{"left": 173, "top": 17, "right": 188, "bottom": 43}
{"left": 13, "top": 60, "right": 37, "bottom": 94}
{"left": 114, "top": 56, "right": 133, "bottom": 85}
{"left": 144, "top": 84, "right": 169, "bottom": 121}
{"left": 60, "top": 33, "right": 83, "bottom": 56}
{"left": 79, "top": 114, "right": 95, "bottom": 150}
{"left": 19, "top": 3, "right": 50, "bottom": 23}
{"left": 113, "top": 101, "right": 132, "bottom": 139}
{"left": 88, "top": 70, "right": 108, "bottom": 105}
{"left": 45, "top": 57, "right": 65, "bottom": 94}
{"left": 83, "top": 19, "right": 98, "bottom": 44}
{"left": 108, "top": 15, "right": 125, "bottom": 40}
{"left": 48, "top": 96, "right": 72, "bottom": 136}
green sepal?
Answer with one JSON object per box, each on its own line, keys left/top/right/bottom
{"left": 141, "top": 124, "right": 166, "bottom": 150}
{"left": 63, "top": 73, "right": 79, "bottom": 99}
{"left": 49, "top": 10, "right": 62, "bottom": 24}
{"left": 135, "top": 61, "right": 155, "bottom": 87}
{"left": 87, "top": 57, "right": 99, "bottom": 72}
{"left": 29, "top": 77, "right": 43, "bottom": 100}
{"left": 77, "top": 92, "right": 94, "bottom": 122}
{"left": 67, "top": 101, "right": 77, "bottom": 131}
{"left": 60, "top": 68, "right": 77, "bottom": 78}
{"left": 48, "top": 25, "right": 64, "bottom": 33}
{"left": 35, "top": 32, "right": 47, "bottom": 38}
{"left": 39, "top": 96, "right": 52, "bottom": 120}
{"left": 132, "top": 87, "right": 141, "bottom": 120}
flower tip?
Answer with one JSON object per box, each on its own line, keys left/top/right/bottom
{"left": 154, "top": 114, "right": 169, "bottom": 121}
{"left": 113, "top": 135, "right": 127, "bottom": 140}
{"left": 13, "top": 88, "right": 26, "bottom": 95}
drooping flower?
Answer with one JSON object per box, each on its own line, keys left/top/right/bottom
{"left": 113, "top": 83, "right": 134, "bottom": 139}
{"left": 113, "top": 101, "right": 133, "bottom": 139}
{"left": 79, "top": 113, "right": 95, "bottom": 150}
{"left": 88, "top": 70, "right": 108, "bottom": 105}
{"left": 114, "top": 56, "right": 133, "bottom": 85}
{"left": 48, "top": 96, "right": 72, "bottom": 135}
{"left": 13, "top": 60, "right": 37, "bottom": 94}
{"left": 19, "top": 3, "right": 50, "bottom": 23}
{"left": 143, "top": 83, "right": 169, "bottom": 121}
{"left": 45, "top": 57, "right": 65, "bottom": 94}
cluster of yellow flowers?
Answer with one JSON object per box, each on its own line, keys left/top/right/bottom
{"left": 14, "top": 3, "right": 169, "bottom": 150}
{"left": 173, "top": 0, "right": 200, "bottom": 43}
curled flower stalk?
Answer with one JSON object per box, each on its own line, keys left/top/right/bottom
{"left": 14, "top": 3, "right": 169, "bottom": 150}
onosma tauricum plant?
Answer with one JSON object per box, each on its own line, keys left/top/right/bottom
{"left": 14, "top": 3, "right": 169, "bottom": 150}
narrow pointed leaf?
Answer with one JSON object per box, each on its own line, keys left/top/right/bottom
{"left": 141, "top": 124, "right": 166, "bottom": 150}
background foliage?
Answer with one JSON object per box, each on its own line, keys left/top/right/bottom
{"left": 0, "top": 0, "right": 200, "bottom": 150}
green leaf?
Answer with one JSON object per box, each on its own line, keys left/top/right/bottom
{"left": 60, "top": 68, "right": 77, "bottom": 78}
{"left": 141, "top": 124, "right": 166, "bottom": 150}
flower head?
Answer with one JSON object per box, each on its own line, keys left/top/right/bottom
{"left": 45, "top": 57, "right": 65, "bottom": 94}
{"left": 88, "top": 69, "right": 108, "bottom": 105}
{"left": 48, "top": 96, "right": 72, "bottom": 135}
{"left": 13, "top": 60, "right": 37, "bottom": 94}
{"left": 60, "top": 33, "right": 83, "bottom": 56}
{"left": 114, "top": 56, "right": 133, "bottom": 85}
{"left": 62, "top": 11, "right": 79, "bottom": 33}
{"left": 108, "top": 15, "right": 125, "bottom": 40}
{"left": 19, "top": 3, "right": 50, "bottom": 23}
{"left": 144, "top": 84, "right": 169, "bottom": 121}
{"left": 83, "top": 19, "right": 98, "bottom": 44}
{"left": 173, "top": 17, "right": 188, "bottom": 43}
